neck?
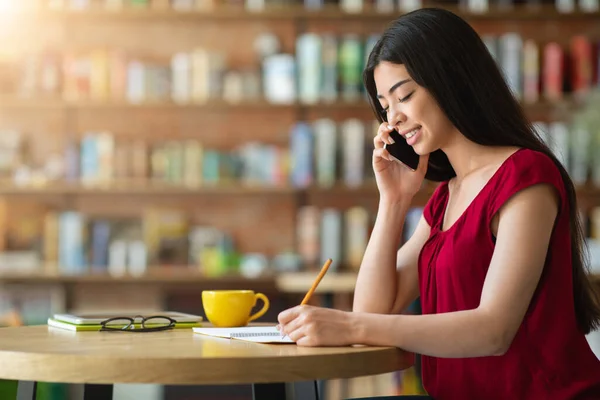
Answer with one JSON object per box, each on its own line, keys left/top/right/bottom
{"left": 441, "top": 133, "right": 503, "bottom": 181}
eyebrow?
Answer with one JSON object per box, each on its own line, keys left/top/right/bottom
{"left": 376, "top": 79, "right": 412, "bottom": 99}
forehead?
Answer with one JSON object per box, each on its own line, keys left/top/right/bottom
{"left": 373, "top": 62, "right": 411, "bottom": 94}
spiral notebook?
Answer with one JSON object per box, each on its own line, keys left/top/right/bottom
{"left": 193, "top": 326, "right": 294, "bottom": 343}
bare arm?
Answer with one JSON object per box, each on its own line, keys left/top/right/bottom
{"left": 354, "top": 184, "right": 559, "bottom": 357}
{"left": 352, "top": 199, "right": 431, "bottom": 315}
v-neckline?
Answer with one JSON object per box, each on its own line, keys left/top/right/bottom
{"left": 438, "top": 148, "right": 525, "bottom": 234}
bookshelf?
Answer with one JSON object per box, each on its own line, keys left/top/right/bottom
{"left": 0, "top": 0, "right": 599, "bottom": 291}
{"left": 0, "top": 3, "right": 599, "bottom": 397}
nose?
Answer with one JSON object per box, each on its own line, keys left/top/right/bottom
{"left": 387, "top": 105, "right": 406, "bottom": 127}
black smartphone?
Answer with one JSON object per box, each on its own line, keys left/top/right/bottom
{"left": 384, "top": 128, "right": 420, "bottom": 171}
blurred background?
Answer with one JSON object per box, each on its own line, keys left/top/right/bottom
{"left": 0, "top": 0, "right": 599, "bottom": 399}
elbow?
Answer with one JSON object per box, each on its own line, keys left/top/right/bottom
{"left": 476, "top": 308, "right": 516, "bottom": 356}
{"left": 490, "top": 329, "right": 515, "bottom": 356}
{"left": 491, "top": 340, "right": 510, "bottom": 356}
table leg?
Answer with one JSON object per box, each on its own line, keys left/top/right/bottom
{"left": 252, "top": 383, "right": 287, "bottom": 400}
{"left": 16, "top": 381, "right": 36, "bottom": 400}
{"left": 252, "top": 381, "right": 319, "bottom": 400}
{"left": 71, "top": 383, "right": 114, "bottom": 400}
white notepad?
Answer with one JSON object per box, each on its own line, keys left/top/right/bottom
{"left": 193, "top": 326, "right": 295, "bottom": 343}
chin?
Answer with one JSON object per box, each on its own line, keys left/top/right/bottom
{"left": 413, "top": 140, "right": 438, "bottom": 157}
{"left": 412, "top": 144, "right": 427, "bottom": 156}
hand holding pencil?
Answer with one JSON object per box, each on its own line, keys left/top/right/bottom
{"left": 277, "top": 258, "right": 359, "bottom": 347}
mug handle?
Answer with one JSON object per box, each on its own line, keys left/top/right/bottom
{"left": 248, "top": 293, "right": 270, "bottom": 322}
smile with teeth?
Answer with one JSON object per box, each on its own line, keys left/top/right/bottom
{"left": 404, "top": 127, "right": 420, "bottom": 139}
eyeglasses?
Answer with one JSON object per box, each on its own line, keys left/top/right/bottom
{"left": 99, "top": 315, "right": 176, "bottom": 332}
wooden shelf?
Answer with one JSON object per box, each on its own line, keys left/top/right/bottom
{"left": 0, "top": 181, "right": 296, "bottom": 196}
{"left": 21, "top": 5, "right": 600, "bottom": 22}
{"left": 0, "top": 268, "right": 275, "bottom": 284}
{"left": 0, "top": 98, "right": 297, "bottom": 111}
{"left": 0, "top": 269, "right": 595, "bottom": 292}
{"left": 1, "top": 181, "right": 600, "bottom": 201}
{"left": 0, "top": 98, "right": 581, "bottom": 116}
{"left": 0, "top": 98, "right": 370, "bottom": 111}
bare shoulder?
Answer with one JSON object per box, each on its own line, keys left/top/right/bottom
{"left": 500, "top": 181, "right": 559, "bottom": 214}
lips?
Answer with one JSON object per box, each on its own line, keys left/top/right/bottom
{"left": 399, "top": 126, "right": 422, "bottom": 139}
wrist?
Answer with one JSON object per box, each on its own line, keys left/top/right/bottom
{"left": 349, "top": 312, "right": 370, "bottom": 345}
{"left": 378, "top": 197, "right": 412, "bottom": 215}
{"left": 350, "top": 312, "right": 407, "bottom": 347}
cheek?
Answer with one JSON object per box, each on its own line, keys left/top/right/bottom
{"left": 422, "top": 106, "right": 451, "bottom": 135}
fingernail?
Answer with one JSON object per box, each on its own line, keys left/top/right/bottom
{"left": 387, "top": 125, "right": 394, "bottom": 130}
{"left": 388, "top": 137, "right": 395, "bottom": 144}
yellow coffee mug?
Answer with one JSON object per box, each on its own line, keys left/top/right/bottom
{"left": 202, "top": 290, "right": 270, "bottom": 328}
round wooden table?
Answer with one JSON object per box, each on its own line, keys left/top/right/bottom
{"left": 0, "top": 325, "right": 413, "bottom": 400}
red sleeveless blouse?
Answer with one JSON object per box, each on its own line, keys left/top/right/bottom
{"left": 419, "top": 148, "right": 600, "bottom": 399}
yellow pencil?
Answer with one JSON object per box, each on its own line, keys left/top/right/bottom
{"left": 301, "top": 258, "right": 333, "bottom": 305}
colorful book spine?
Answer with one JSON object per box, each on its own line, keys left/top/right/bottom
{"left": 58, "top": 211, "right": 85, "bottom": 273}
{"left": 570, "top": 35, "right": 593, "bottom": 99}
{"left": 543, "top": 42, "right": 564, "bottom": 102}
{"left": 290, "top": 122, "right": 314, "bottom": 188}
{"left": 499, "top": 33, "right": 523, "bottom": 100}
{"left": 339, "top": 35, "right": 363, "bottom": 102}
{"left": 345, "top": 207, "right": 369, "bottom": 271}
{"left": 90, "top": 220, "right": 110, "bottom": 271}
{"left": 297, "top": 206, "right": 320, "bottom": 268}
{"left": 296, "top": 33, "right": 322, "bottom": 105}
{"left": 314, "top": 118, "right": 337, "bottom": 188}
{"left": 341, "top": 119, "right": 365, "bottom": 187}
{"left": 320, "top": 208, "right": 341, "bottom": 271}
{"left": 320, "top": 34, "right": 338, "bottom": 103}
{"left": 522, "top": 39, "right": 539, "bottom": 104}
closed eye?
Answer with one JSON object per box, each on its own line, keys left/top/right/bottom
{"left": 380, "top": 90, "right": 414, "bottom": 114}
{"left": 400, "top": 91, "right": 414, "bottom": 102}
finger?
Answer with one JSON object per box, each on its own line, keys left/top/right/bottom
{"left": 277, "top": 305, "right": 303, "bottom": 325}
{"left": 380, "top": 124, "right": 396, "bottom": 144}
{"left": 373, "top": 148, "right": 393, "bottom": 162}
{"left": 374, "top": 124, "right": 394, "bottom": 148}
{"left": 373, "top": 133, "right": 385, "bottom": 149}
{"left": 295, "top": 335, "right": 313, "bottom": 347}
{"left": 285, "top": 324, "right": 306, "bottom": 343}
{"left": 280, "top": 312, "right": 305, "bottom": 337}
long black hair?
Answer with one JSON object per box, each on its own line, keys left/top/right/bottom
{"left": 363, "top": 7, "right": 600, "bottom": 334}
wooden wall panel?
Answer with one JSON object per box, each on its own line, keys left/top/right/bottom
{"left": 70, "top": 107, "right": 295, "bottom": 147}
{"left": 71, "top": 193, "right": 297, "bottom": 256}
{"left": 177, "top": 109, "right": 295, "bottom": 147}
{"left": 63, "top": 19, "right": 297, "bottom": 66}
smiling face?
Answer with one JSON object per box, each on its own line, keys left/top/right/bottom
{"left": 373, "top": 61, "right": 457, "bottom": 155}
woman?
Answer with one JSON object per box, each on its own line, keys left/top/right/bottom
{"left": 277, "top": 7, "right": 600, "bottom": 400}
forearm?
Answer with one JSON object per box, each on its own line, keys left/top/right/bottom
{"left": 352, "top": 199, "right": 410, "bottom": 314}
{"left": 354, "top": 309, "right": 507, "bottom": 358}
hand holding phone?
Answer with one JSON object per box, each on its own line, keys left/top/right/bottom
{"left": 383, "top": 128, "right": 420, "bottom": 171}
{"left": 373, "top": 123, "right": 428, "bottom": 202}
